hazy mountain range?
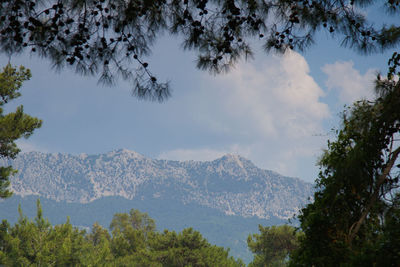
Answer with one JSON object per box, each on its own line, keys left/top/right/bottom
{"left": 6, "top": 149, "right": 313, "bottom": 219}
{"left": 0, "top": 149, "right": 315, "bottom": 262}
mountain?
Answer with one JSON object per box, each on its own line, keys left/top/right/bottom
{"left": 0, "top": 149, "right": 314, "bottom": 263}
{"left": 6, "top": 149, "right": 313, "bottom": 220}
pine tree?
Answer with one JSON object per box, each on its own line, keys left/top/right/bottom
{"left": 0, "top": 0, "right": 398, "bottom": 100}
{"left": 0, "top": 64, "right": 42, "bottom": 198}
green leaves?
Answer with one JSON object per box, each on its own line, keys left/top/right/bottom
{"left": 0, "top": 64, "right": 42, "bottom": 199}
{"left": 0, "top": 64, "right": 30, "bottom": 105}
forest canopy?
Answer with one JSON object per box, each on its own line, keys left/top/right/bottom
{"left": 0, "top": 200, "right": 245, "bottom": 266}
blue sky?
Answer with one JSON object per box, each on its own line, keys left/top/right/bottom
{"left": 2, "top": 28, "right": 395, "bottom": 183}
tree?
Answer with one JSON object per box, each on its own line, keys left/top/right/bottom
{"left": 289, "top": 78, "right": 400, "bottom": 266}
{"left": 86, "top": 222, "right": 114, "bottom": 264}
{"left": 0, "top": 200, "right": 54, "bottom": 265}
{"left": 149, "top": 228, "right": 245, "bottom": 267}
{"left": 0, "top": 63, "right": 42, "bottom": 198}
{"left": 109, "top": 208, "right": 156, "bottom": 258}
{"left": 247, "top": 225, "right": 301, "bottom": 267}
{"left": 110, "top": 208, "right": 156, "bottom": 235}
{"left": 0, "top": 199, "right": 98, "bottom": 265}
{"left": 0, "top": 0, "right": 398, "bottom": 101}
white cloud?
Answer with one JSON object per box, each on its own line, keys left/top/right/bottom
{"left": 16, "top": 140, "right": 48, "bottom": 153}
{"left": 322, "top": 61, "right": 376, "bottom": 104}
{"left": 211, "top": 50, "right": 330, "bottom": 139}
{"left": 164, "top": 51, "right": 331, "bottom": 181}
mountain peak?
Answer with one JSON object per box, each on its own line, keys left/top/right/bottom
{"left": 108, "top": 148, "right": 144, "bottom": 158}
{"left": 221, "top": 153, "right": 242, "bottom": 160}
{"left": 220, "top": 153, "right": 244, "bottom": 166}
{"left": 215, "top": 153, "right": 255, "bottom": 169}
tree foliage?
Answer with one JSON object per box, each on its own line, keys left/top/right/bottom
{"left": 0, "top": 199, "right": 91, "bottom": 265}
{"left": 289, "top": 79, "right": 400, "bottom": 266}
{"left": 247, "top": 224, "right": 301, "bottom": 267}
{"left": 0, "top": 203, "right": 244, "bottom": 266}
{"left": 0, "top": 64, "right": 42, "bottom": 199}
{"left": 0, "top": 0, "right": 398, "bottom": 100}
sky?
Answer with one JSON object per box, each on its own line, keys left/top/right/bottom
{"left": 1, "top": 18, "right": 395, "bottom": 183}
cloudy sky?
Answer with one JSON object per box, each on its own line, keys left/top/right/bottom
{"left": 2, "top": 26, "right": 394, "bottom": 183}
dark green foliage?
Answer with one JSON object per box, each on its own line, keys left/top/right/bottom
{"left": 247, "top": 225, "right": 301, "bottom": 267}
{"left": 289, "top": 79, "right": 400, "bottom": 266}
{"left": 0, "top": 0, "right": 398, "bottom": 100}
{"left": 0, "top": 200, "right": 244, "bottom": 266}
{"left": 0, "top": 64, "right": 42, "bottom": 198}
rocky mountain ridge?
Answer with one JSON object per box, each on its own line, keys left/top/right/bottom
{"left": 4, "top": 149, "right": 314, "bottom": 220}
